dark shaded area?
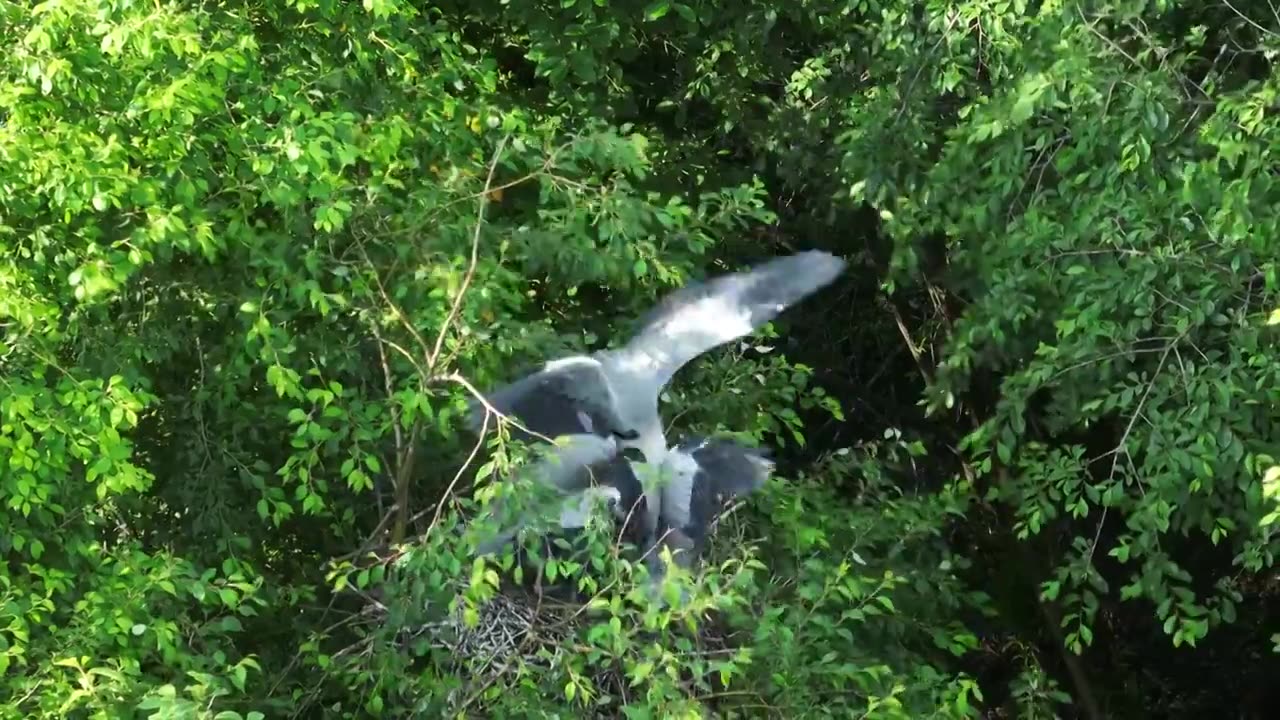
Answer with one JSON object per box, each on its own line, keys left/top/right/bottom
{"left": 673, "top": 32, "right": 1280, "bottom": 720}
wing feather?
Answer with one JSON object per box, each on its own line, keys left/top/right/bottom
{"left": 465, "top": 357, "right": 632, "bottom": 442}
{"left": 609, "top": 251, "right": 846, "bottom": 389}
{"left": 677, "top": 437, "right": 774, "bottom": 544}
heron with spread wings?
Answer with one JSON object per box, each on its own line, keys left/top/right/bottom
{"left": 465, "top": 250, "right": 845, "bottom": 544}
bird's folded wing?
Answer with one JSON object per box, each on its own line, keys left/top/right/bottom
{"left": 697, "top": 440, "right": 775, "bottom": 496}
{"left": 525, "top": 433, "right": 621, "bottom": 493}
{"left": 472, "top": 457, "right": 627, "bottom": 557}
{"left": 656, "top": 453, "right": 699, "bottom": 533}
{"left": 683, "top": 440, "right": 775, "bottom": 542}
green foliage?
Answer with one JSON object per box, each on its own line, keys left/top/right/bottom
{"left": 5, "top": 0, "right": 1280, "bottom": 716}
{"left": 859, "top": 1, "right": 1280, "bottom": 660}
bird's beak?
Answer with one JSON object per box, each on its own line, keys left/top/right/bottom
{"left": 621, "top": 447, "right": 646, "bottom": 463}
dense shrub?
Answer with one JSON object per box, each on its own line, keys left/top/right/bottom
{"left": 2, "top": 0, "right": 1278, "bottom": 717}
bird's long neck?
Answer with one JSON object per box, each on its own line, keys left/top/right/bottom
{"left": 597, "top": 349, "right": 666, "bottom": 410}
{"left": 595, "top": 351, "right": 664, "bottom": 436}
{"left": 630, "top": 417, "right": 667, "bottom": 461}
{"left": 596, "top": 351, "right": 669, "bottom": 538}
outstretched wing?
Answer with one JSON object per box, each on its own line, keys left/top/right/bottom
{"left": 465, "top": 357, "right": 636, "bottom": 443}
{"left": 665, "top": 436, "right": 774, "bottom": 544}
{"left": 609, "top": 251, "right": 846, "bottom": 391}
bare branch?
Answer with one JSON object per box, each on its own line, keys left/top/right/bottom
{"left": 1222, "top": 0, "right": 1280, "bottom": 39}
{"left": 428, "top": 135, "right": 511, "bottom": 372}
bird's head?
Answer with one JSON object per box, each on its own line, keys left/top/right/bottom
{"left": 548, "top": 433, "right": 620, "bottom": 474}
{"left": 559, "top": 485, "right": 624, "bottom": 529}
{"left": 614, "top": 416, "right": 668, "bottom": 465}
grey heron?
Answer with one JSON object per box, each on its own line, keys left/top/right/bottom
{"left": 466, "top": 250, "right": 844, "bottom": 539}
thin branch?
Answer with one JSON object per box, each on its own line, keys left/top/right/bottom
{"left": 402, "top": 371, "right": 568, "bottom": 534}
{"left": 896, "top": 10, "right": 964, "bottom": 123}
{"left": 414, "top": 375, "right": 492, "bottom": 540}
{"left": 1048, "top": 339, "right": 1177, "bottom": 381}
{"left": 371, "top": 322, "right": 403, "bottom": 485}
{"left": 1106, "top": 334, "right": 1180, "bottom": 487}
{"left": 358, "top": 239, "right": 433, "bottom": 365}
{"left": 427, "top": 135, "right": 511, "bottom": 372}
{"left": 390, "top": 420, "right": 421, "bottom": 544}
{"left": 417, "top": 139, "right": 577, "bottom": 224}
{"left": 328, "top": 507, "right": 400, "bottom": 566}
{"left": 1035, "top": 247, "right": 1146, "bottom": 271}
{"left": 1222, "top": 0, "right": 1280, "bottom": 39}
{"left": 886, "top": 298, "right": 932, "bottom": 383}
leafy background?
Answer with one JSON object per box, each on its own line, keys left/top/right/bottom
{"left": 2, "top": 0, "right": 1279, "bottom": 717}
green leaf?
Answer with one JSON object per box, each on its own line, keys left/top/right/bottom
{"left": 630, "top": 660, "right": 654, "bottom": 686}
{"left": 644, "top": 1, "right": 671, "bottom": 20}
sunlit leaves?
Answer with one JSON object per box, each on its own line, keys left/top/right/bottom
{"left": 821, "top": 0, "right": 1280, "bottom": 674}
{"left": 11, "top": 0, "right": 1247, "bottom": 715}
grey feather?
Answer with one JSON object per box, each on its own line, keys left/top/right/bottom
{"left": 659, "top": 436, "right": 774, "bottom": 544}
{"left": 466, "top": 251, "right": 843, "bottom": 540}
{"left": 464, "top": 358, "right": 635, "bottom": 443}
{"left": 469, "top": 434, "right": 620, "bottom": 557}
{"left": 608, "top": 250, "right": 848, "bottom": 392}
